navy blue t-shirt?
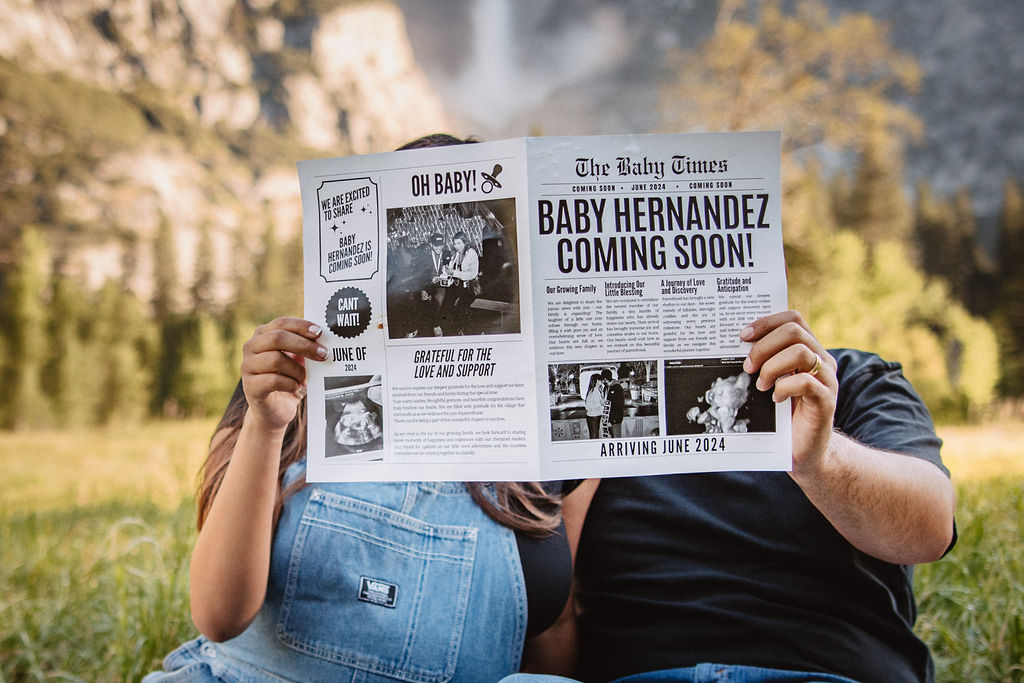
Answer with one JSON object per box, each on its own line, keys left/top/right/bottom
{"left": 574, "top": 349, "right": 952, "bottom": 683}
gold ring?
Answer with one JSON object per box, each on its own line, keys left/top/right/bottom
{"left": 808, "top": 354, "right": 822, "bottom": 377}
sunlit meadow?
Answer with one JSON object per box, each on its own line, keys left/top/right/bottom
{"left": 1, "top": 421, "right": 1022, "bottom": 681}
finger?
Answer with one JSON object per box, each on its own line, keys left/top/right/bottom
{"left": 739, "top": 310, "right": 808, "bottom": 342}
{"left": 743, "top": 322, "right": 834, "bottom": 377}
{"left": 770, "top": 369, "right": 837, "bottom": 409}
{"left": 754, "top": 345, "right": 835, "bottom": 392}
{"left": 244, "top": 370, "right": 305, "bottom": 399}
{"left": 242, "top": 348, "right": 308, "bottom": 384}
{"left": 256, "top": 317, "right": 324, "bottom": 340}
{"left": 246, "top": 325, "right": 328, "bottom": 363}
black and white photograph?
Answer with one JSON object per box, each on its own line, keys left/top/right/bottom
{"left": 549, "top": 360, "right": 659, "bottom": 442}
{"left": 324, "top": 375, "right": 384, "bottom": 461}
{"left": 385, "top": 199, "right": 521, "bottom": 338}
{"left": 664, "top": 358, "right": 776, "bottom": 436}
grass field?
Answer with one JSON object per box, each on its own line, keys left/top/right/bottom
{"left": 1, "top": 421, "right": 1022, "bottom": 681}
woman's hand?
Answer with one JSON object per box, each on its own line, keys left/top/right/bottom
{"left": 241, "top": 317, "right": 328, "bottom": 433}
{"left": 191, "top": 317, "right": 327, "bottom": 641}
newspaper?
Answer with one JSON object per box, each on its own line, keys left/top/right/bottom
{"left": 298, "top": 132, "right": 791, "bottom": 481}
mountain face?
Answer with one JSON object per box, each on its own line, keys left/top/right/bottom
{"left": 0, "top": 0, "right": 447, "bottom": 303}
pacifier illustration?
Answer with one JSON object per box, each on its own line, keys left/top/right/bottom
{"left": 481, "top": 164, "right": 503, "bottom": 193}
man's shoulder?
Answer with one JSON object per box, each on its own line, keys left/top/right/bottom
{"left": 827, "top": 348, "right": 914, "bottom": 388}
{"left": 827, "top": 347, "right": 944, "bottom": 466}
{"left": 827, "top": 347, "right": 914, "bottom": 405}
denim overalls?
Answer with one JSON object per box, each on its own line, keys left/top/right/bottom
{"left": 146, "top": 462, "right": 528, "bottom": 682}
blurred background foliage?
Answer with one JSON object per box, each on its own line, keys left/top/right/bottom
{"left": 0, "top": 0, "right": 1020, "bottom": 428}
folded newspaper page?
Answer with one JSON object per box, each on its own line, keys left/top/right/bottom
{"left": 298, "top": 132, "right": 791, "bottom": 481}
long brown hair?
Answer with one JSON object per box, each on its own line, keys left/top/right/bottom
{"left": 197, "top": 386, "right": 560, "bottom": 536}
{"left": 196, "top": 383, "right": 308, "bottom": 531}
{"left": 197, "top": 132, "right": 561, "bottom": 536}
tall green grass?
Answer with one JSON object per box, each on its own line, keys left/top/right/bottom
{"left": 1, "top": 420, "right": 211, "bottom": 681}
{"left": 1, "top": 422, "right": 1022, "bottom": 681}
{"left": 1, "top": 500, "right": 196, "bottom": 681}
{"left": 916, "top": 476, "right": 1024, "bottom": 682}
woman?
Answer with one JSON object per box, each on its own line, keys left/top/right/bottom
{"left": 145, "top": 318, "right": 597, "bottom": 681}
{"left": 438, "top": 230, "right": 481, "bottom": 335}
{"left": 146, "top": 131, "right": 598, "bottom": 680}
{"left": 584, "top": 374, "right": 606, "bottom": 440}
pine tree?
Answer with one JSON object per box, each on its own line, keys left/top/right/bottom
{"left": 256, "top": 219, "right": 289, "bottom": 319}
{"left": 912, "top": 183, "right": 985, "bottom": 309}
{"left": 991, "top": 178, "right": 1024, "bottom": 396}
{"left": 950, "top": 189, "right": 983, "bottom": 306}
{"left": 171, "top": 313, "right": 235, "bottom": 417}
{"left": 151, "top": 214, "right": 183, "bottom": 415}
{"left": 282, "top": 230, "right": 304, "bottom": 315}
{"left": 227, "top": 226, "right": 259, "bottom": 323}
{"left": 93, "top": 280, "right": 154, "bottom": 424}
{"left": 914, "top": 181, "right": 957, "bottom": 274}
{"left": 837, "top": 124, "right": 913, "bottom": 246}
{"left": 0, "top": 228, "right": 53, "bottom": 429}
{"left": 152, "top": 214, "right": 179, "bottom": 323}
{"left": 190, "top": 222, "right": 217, "bottom": 314}
{"left": 44, "top": 268, "right": 98, "bottom": 427}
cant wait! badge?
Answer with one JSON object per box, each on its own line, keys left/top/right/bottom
{"left": 325, "top": 287, "right": 371, "bottom": 339}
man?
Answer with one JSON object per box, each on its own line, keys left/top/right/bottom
{"left": 602, "top": 369, "right": 625, "bottom": 438}
{"left": 406, "top": 232, "right": 449, "bottom": 337}
{"left": 573, "top": 311, "right": 956, "bottom": 683}
{"left": 385, "top": 235, "right": 418, "bottom": 338}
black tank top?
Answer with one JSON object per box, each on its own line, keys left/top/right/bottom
{"left": 515, "top": 480, "right": 581, "bottom": 638}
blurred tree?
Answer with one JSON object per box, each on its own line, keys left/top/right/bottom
{"left": 913, "top": 183, "right": 986, "bottom": 309}
{"left": 660, "top": 0, "right": 922, "bottom": 164}
{"left": 171, "top": 313, "right": 235, "bottom": 417}
{"left": 781, "top": 161, "right": 837, "bottom": 314}
{"left": 802, "top": 231, "right": 998, "bottom": 420}
{"left": 249, "top": 216, "right": 302, "bottom": 321}
{"left": 153, "top": 316, "right": 188, "bottom": 417}
{"left": 93, "top": 280, "right": 155, "bottom": 424}
{"left": 228, "top": 227, "right": 260, "bottom": 324}
{"left": 44, "top": 268, "right": 99, "bottom": 427}
{"left": 660, "top": 0, "right": 1000, "bottom": 417}
{"left": 283, "top": 232, "right": 304, "bottom": 314}
{"left": 190, "top": 223, "right": 216, "bottom": 314}
{"left": 834, "top": 121, "right": 913, "bottom": 246}
{"left": 152, "top": 214, "right": 179, "bottom": 322}
{"left": 990, "top": 179, "right": 1024, "bottom": 396}
{"left": 152, "top": 214, "right": 184, "bottom": 416}
{"left": 0, "top": 228, "right": 52, "bottom": 429}
{"left": 257, "top": 220, "right": 287, "bottom": 312}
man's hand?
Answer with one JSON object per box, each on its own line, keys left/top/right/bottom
{"left": 740, "top": 310, "right": 955, "bottom": 564}
{"left": 740, "top": 310, "right": 838, "bottom": 477}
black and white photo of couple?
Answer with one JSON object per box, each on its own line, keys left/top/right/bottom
{"left": 386, "top": 199, "right": 521, "bottom": 338}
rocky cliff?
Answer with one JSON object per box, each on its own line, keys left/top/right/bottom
{"left": 0, "top": 0, "right": 448, "bottom": 304}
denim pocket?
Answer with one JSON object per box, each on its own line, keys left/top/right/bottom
{"left": 276, "top": 488, "right": 478, "bottom": 682}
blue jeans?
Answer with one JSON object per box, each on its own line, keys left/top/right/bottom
{"left": 500, "top": 664, "right": 862, "bottom": 683}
